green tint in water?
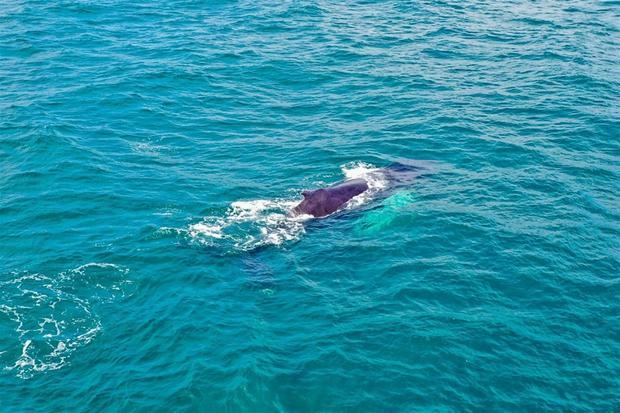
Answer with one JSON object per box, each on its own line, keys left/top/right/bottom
{"left": 354, "top": 192, "right": 417, "bottom": 235}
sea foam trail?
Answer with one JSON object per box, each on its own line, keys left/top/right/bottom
{"left": 188, "top": 199, "right": 309, "bottom": 251}
{"left": 0, "top": 264, "right": 131, "bottom": 379}
{"left": 187, "top": 162, "right": 386, "bottom": 251}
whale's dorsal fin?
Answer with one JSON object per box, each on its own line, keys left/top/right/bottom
{"left": 302, "top": 190, "right": 316, "bottom": 199}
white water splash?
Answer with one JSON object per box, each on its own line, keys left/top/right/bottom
{"left": 340, "top": 161, "right": 388, "bottom": 209}
{"left": 188, "top": 199, "right": 311, "bottom": 251}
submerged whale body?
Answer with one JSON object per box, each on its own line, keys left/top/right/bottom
{"left": 293, "top": 178, "right": 369, "bottom": 217}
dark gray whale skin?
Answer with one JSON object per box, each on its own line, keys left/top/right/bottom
{"left": 292, "top": 178, "right": 369, "bottom": 218}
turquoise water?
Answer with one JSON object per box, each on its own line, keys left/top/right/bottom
{"left": 2, "top": 0, "right": 620, "bottom": 411}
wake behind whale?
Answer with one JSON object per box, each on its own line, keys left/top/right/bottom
{"left": 185, "top": 161, "right": 426, "bottom": 252}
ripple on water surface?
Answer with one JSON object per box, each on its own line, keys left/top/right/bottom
{"left": 0, "top": 264, "right": 131, "bottom": 379}
{"left": 0, "top": 0, "right": 619, "bottom": 411}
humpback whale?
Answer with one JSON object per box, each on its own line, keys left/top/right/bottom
{"left": 291, "top": 163, "right": 425, "bottom": 218}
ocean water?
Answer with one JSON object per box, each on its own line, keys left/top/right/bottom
{"left": 1, "top": 0, "right": 619, "bottom": 411}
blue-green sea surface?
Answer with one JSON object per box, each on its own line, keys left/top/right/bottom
{"left": 1, "top": 0, "right": 619, "bottom": 411}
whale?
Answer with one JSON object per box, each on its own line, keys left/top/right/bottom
{"left": 291, "top": 162, "right": 427, "bottom": 218}
{"left": 292, "top": 178, "right": 369, "bottom": 217}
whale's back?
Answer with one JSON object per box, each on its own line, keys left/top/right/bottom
{"left": 294, "top": 178, "right": 369, "bottom": 217}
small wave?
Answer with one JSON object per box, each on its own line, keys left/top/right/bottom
{"left": 0, "top": 264, "right": 131, "bottom": 379}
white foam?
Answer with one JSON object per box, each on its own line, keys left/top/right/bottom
{"left": 154, "top": 208, "right": 181, "bottom": 217}
{"left": 189, "top": 199, "right": 309, "bottom": 251}
{"left": 1, "top": 264, "right": 129, "bottom": 379}
{"left": 72, "top": 262, "right": 128, "bottom": 274}
{"left": 340, "top": 161, "right": 388, "bottom": 209}
{"left": 189, "top": 222, "right": 224, "bottom": 239}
